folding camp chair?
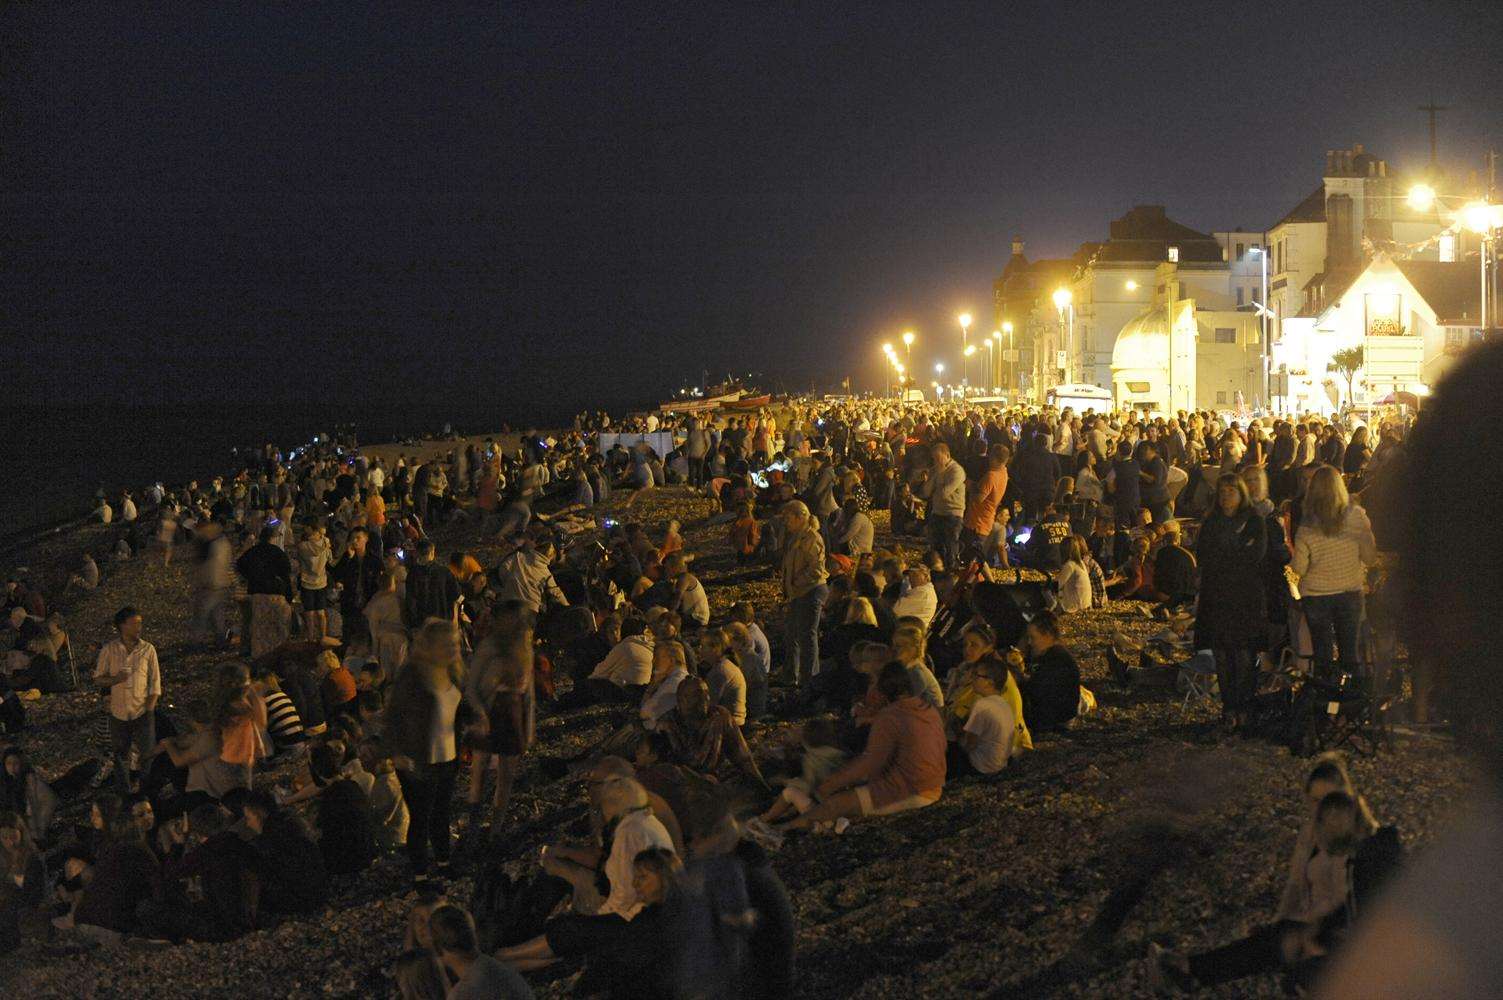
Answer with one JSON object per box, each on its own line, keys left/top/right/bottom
{"left": 1178, "top": 649, "right": 1218, "bottom": 714}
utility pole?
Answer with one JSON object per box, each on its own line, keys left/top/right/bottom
{"left": 1419, "top": 101, "right": 1449, "bottom": 168}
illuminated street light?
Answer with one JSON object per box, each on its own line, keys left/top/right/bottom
{"left": 957, "top": 313, "right": 972, "bottom": 380}
{"left": 1460, "top": 200, "right": 1498, "bottom": 235}
{"left": 935, "top": 363, "right": 944, "bottom": 375}
{"left": 1125, "top": 280, "right": 1138, "bottom": 291}
{"left": 902, "top": 329, "right": 915, "bottom": 366}
{"left": 1407, "top": 183, "right": 1437, "bottom": 213}
{"left": 1052, "top": 288, "right": 1074, "bottom": 385}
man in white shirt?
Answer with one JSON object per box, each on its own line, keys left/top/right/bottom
{"left": 119, "top": 491, "right": 138, "bottom": 523}
{"left": 494, "top": 537, "right": 569, "bottom": 615}
{"left": 891, "top": 566, "right": 939, "bottom": 626}
{"left": 589, "top": 627, "right": 655, "bottom": 695}
{"left": 959, "top": 662, "right": 1015, "bottom": 775}
{"left": 93, "top": 606, "right": 161, "bottom": 792}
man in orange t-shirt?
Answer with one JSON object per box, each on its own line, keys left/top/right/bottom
{"left": 962, "top": 446, "right": 1010, "bottom": 564}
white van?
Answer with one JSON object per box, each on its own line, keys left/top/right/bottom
{"left": 1046, "top": 383, "right": 1113, "bottom": 413}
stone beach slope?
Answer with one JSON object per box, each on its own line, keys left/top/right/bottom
{"left": 1, "top": 481, "right": 1471, "bottom": 999}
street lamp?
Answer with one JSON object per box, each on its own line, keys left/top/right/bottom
{"left": 1408, "top": 185, "right": 1501, "bottom": 331}
{"left": 1247, "top": 245, "right": 1270, "bottom": 409}
{"left": 1407, "top": 183, "right": 1437, "bottom": 213}
{"left": 934, "top": 362, "right": 945, "bottom": 375}
{"left": 985, "top": 334, "right": 996, "bottom": 393}
{"left": 1002, "top": 321, "right": 1015, "bottom": 397}
{"left": 902, "top": 330, "right": 915, "bottom": 366}
{"left": 963, "top": 343, "right": 977, "bottom": 394}
{"left": 1052, "top": 288, "right": 1073, "bottom": 385}
{"left": 957, "top": 312, "right": 972, "bottom": 373}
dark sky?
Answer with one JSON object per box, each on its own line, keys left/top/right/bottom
{"left": 3, "top": 2, "right": 1500, "bottom": 417}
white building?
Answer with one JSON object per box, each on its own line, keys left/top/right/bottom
{"left": 1272, "top": 254, "right": 1482, "bottom": 413}
{"left": 1064, "top": 206, "right": 1228, "bottom": 390}
{"left": 1110, "top": 260, "right": 1263, "bottom": 414}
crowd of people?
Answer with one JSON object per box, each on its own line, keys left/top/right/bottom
{"left": 0, "top": 357, "right": 1485, "bottom": 998}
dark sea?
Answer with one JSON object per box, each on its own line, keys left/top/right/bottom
{"left": 3, "top": 404, "right": 537, "bottom": 549}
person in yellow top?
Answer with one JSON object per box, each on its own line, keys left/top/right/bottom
{"left": 944, "top": 622, "right": 1032, "bottom": 754}
{"left": 365, "top": 490, "right": 387, "bottom": 529}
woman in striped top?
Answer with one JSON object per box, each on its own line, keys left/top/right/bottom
{"left": 1291, "top": 466, "right": 1377, "bottom": 681}
{"left": 253, "top": 669, "right": 306, "bottom": 754}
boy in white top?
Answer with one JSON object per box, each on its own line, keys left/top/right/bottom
{"left": 93, "top": 606, "right": 161, "bottom": 792}
{"left": 960, "top": 663, "right": 1014, "bottom": 775}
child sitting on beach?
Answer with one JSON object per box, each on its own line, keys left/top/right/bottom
{"left": 756, "top": 717, "right": 849, "bottom": 825}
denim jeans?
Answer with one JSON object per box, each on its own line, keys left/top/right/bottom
{"left": 784, "top": 584, "right": 829, "bottom": 687}
{"left": 1302, "top": 590, "right": 1364, "bottom": 680}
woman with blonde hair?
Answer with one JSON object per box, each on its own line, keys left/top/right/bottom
{"left": 1291, "top": 465, "right": 1376, "bottom": 680}
{"left": 393, "top": 948, "right": 450, "bottom": 1000}
{"left": 843, "top": 596, "right": 878, "bottom": 627}
{"left": 892, "top": 619, "right": 943, "bottom": 710}
{"left": 384, "top": 619, "right": 468, "bottom": 876}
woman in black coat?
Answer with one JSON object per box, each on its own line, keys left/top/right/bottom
{"left": 1195, "top": 473, "right": 1268, "bottom": 727}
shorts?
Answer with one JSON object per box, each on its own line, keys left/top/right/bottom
{"left": 854, "top": 785, "right": 940, "bottom": 817}
{"left": 300, "top": 586, "right": 328, "bottom": 611}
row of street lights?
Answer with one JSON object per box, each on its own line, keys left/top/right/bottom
{"left": 878, "top": 313, "right": 1021, "bottom": 399}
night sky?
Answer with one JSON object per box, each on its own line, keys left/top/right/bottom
{"left": 4, "top": 2, "right": 1501, "bottom": 418}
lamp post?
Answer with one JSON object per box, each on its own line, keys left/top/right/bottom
{"left": 1052, "top": 288, "right": 1073, "bottom": 386}
{"left": 882, "top": 342, "right": 895, "bottom": 397}
{"left": 985, "top": 335, "right": 996, "bottom": 393}
{"left": 902, "top": 330, "right": 915, "bottom": 367}
{"left": 963, "top": 344, "right": 977, "bottom": 395}
{"left": 957, "top": 312, "right": 972, "bottom": 383}
{"left": 1002, "top": 321, "right": 1015, "bottom": 398}
{"left": 1409, "top": 184, "right": 1502, "bottom": 333}
{"left": 1248, "top": 245, "right": 1270, "bottom": 409}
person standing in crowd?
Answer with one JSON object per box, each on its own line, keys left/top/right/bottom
{"left": 93, "top": 607, "right": 161, "bottom": 793}
{"left": 236, "top": 524, "right": 295, "bottom": 659}
{"left": 1290, "top": 466, "right": 1377, "bottom": 681}
{"left": 330, "top": 526, "right": 384, "bottom": 646}
{"left": 463, "top": 603, "right": 535, "bottom": 852}
{"left": 384, "top": 620, "right": 467, "bottom": 877}
{"left": 190, "top": 519, "right": 234, "bottom": 647}
{"left": 962, "top": 445, "right": 1010, "bottom": 565}
{"left": 778, "top": 501, "right": 828, "bottom": 689}
{"left": 1195, "top": 473, "right": 1268, "bottom": 729}
{"left": 297, "top": 519, "right": 334, "bottom": 642}
{"left": 404, "top": 539, "right": 461, "bottom": 628}
{"left": 919, "top": 442, "right": 966, "bottom": 569}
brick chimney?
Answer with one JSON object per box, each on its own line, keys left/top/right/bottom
{"left": 1011, "top": 236, "right": 1024, "bottom": 256}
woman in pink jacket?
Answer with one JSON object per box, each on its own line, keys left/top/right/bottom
{"left": 782, "top": 661, "right": 946, "bottom": 830}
